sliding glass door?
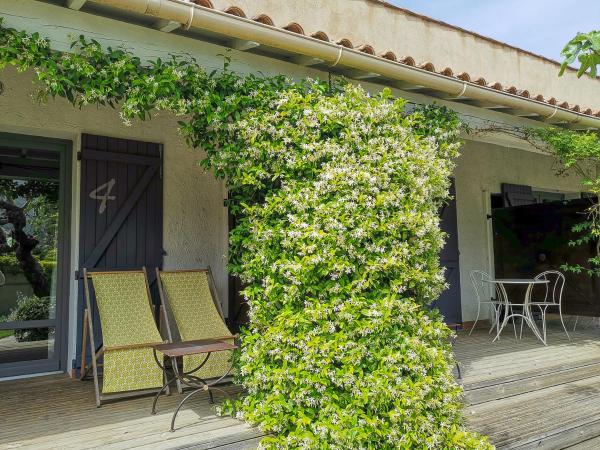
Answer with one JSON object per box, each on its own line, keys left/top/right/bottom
{"left": 0, "top": 134, "right": 71, "bottom": 378}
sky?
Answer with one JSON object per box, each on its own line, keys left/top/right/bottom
{"left": 388, "top": 0, "right": 600, "bottom": 62}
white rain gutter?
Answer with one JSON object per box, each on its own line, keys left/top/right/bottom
{"left": 92, "top": 0, "right": 600, "bottom": 129}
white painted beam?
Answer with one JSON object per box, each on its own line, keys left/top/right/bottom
{"left": 500, "top": 108, "right": 540, "bottom": 117}
{"left": 230, "top": 39, "right": 260, "bottom": 51}
{"left": 154, "top": 19, "right": 181, "bottom": 33}
{"left": 393, "top": 81, "right": 428, "bottom": 92}
{"left": 345, "top": 70, "right": 381, "bottom": 80}
{"left": 66, "top": 0, "right": 87, "bottom": 10}
{"left": 290, "top": 56, "right": 325, "bottom": 67}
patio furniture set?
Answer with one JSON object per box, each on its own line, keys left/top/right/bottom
{"left": 79, "top": 267, "right": 236, "bottom": 432}
{"left": 469, "top": 270, "right": 568, "bottom": 345}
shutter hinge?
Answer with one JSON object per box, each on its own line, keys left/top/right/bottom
{"left": 77, "top": 151, "right": 82, "bottom": 161}
{"left": 74, "top": 270, "right": 80, "bottom": 280}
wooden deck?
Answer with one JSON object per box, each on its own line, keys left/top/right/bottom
{"left": 5, "top": 319, "right": 600, "bottom": 449}
{"left": 0, "top": 375, "right": 265, "bottom": 449}
{"left": 457, "top": 318, "right": 600, "bottom": 449}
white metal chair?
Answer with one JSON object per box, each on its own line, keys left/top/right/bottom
{"left": 527, "top": 270, "right": 568, "bottom": 342}
{"left": 469, "top": 270, "right": 504, "bottom": 336}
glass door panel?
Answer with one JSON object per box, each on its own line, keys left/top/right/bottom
{"left": 0, "top": 146, "right": 63, "bottom": 376}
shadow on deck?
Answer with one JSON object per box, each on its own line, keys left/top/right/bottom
{"left": 456, "top": 318, "right": 600, "bottom": 450}
{"left": 0, "top": 375, "right": 264, "bottom": 449}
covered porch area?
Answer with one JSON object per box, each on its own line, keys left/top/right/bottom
{"left": 458, "top": 319, "right": 600, "bottom": 449}
{"left": 0, "top": 375, "right": 263, "bottom": 449}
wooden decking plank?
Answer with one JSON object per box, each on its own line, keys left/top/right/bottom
{"left": 467, "top": 375, "right": 600, "bottom": 429}
{"left": 0, "top": 374, "right": 257, "bottom": 450}
{"left": 458, "top": 346, "right": 600, "bottom": 384}
{"left": 457, "top": 325, "right": 600, "bottom": 449}
{"left": 171, "top": 429, "right": 266, "bottom": 450}
{"left": 122, "top": 423, "right": 259, "bottom": 450}
{"left": 563, "top": 434, "right": 600, "bottom": 449}
{"left": 496, "top": 409, "right": 600, "bottom": 449}
{"left": 1, "top": 389, "right": 237, "bottom": 441}
{"left": 202, "top": 436, "right": 265, "bottom": 450}
{"left": 465, "top": 361, "right": 600, "bottom": 404}
{"left": 505, "top": 417, "right": 600, "bottom": 450}
{"left": 461, "top": 356, "right": 600, "bottom": 391}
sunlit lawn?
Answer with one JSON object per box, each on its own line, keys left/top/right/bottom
{"left": 0, "top": 329, "right": 14, "bottom": 339}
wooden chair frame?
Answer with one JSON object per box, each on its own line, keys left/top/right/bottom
{"left": 155, "top": 267, "right": 237, "bottom": 393}
{"left": 80, "top": 267, "right": 172, "bottom": 406}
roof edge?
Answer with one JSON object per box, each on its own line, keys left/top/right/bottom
{"left": 366, "top": 0, "right": 593, "bottom": 78}
{"left": 87, "top": 0, "right": 600, "bottom": 129}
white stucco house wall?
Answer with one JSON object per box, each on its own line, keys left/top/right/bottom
{"left": 0, "top": 0, "right": 598, "bottom": 379}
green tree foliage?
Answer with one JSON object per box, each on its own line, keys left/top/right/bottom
{"left": 560, "top": 31, "right": 600, "bottom": 77}
{"left": 532, "top": 128, "right": 600, "bottom": 276}
{"left": 0, "top": 178, "right": 58, "bottom": 296}
{"left": 0, "top": 19, "right": 492, "bottom": 449}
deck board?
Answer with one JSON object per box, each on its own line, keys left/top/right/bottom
{"left": 0, "top": 375, "right": 264, "bottom": 449}
{"left": 457, "top": 319, "right": 600, "bottom": 449}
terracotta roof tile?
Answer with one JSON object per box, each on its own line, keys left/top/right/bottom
{"left": 310, "top": 31, "right": 330, "bottom": 42}
{"left": 191, "top": 2, "right": 598, "bottom": 119}
{"left": 419, "top": 61, "right": 436, "bottom": 72}
{"left": 252, "top": 14, "right": 274, "bottom": 26}
{"left": 336, "top": 38, "right": 354, "bottom": 48}
{"left": 357, "top": 44, "right": 376, "bottom": 55}
{"left": 283, "top": 22, "right": 305, "bottom": 35}
{"left": 223, "top": 6, "right": 245, "bottom": 17}
{"left": 400, "top": 56, "right": 416, "bottom": 66}
{"left": 379, "top": 50, "right": 397, "bottom": 61}
{"left": 192, "top": 0, "right": 213, "bottom": 7}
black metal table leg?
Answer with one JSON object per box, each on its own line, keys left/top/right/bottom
{"left": 150, "top": 341, "right": 238, "bottom": 433}
{"left": 151, "top": 376, "right": 176, "bottom": 415}
{"left": 151, "top": 349, "right": 175, "bottom": 415}
{"left": 170, "top": 387, "right": 208, "bottom": 432}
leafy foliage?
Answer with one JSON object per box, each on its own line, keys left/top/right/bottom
{"left": 560, "top": 30, "right": 600, "bottom": 77}
{"left": 0, "top": 254, "right": 55, "bottom": 278}
{"left": 532, "top": 127, "right": 600, "bottom": 276}
{"left": 0, "top": 179, "right": 59, "bottom": 259}
{"left": 0, "top": 19, "right": 492, "bottom": 449}
{"left": 9, "top": 293, "right": 51, "bottom": 342}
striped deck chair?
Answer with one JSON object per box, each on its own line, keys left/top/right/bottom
{"left": 156, "top": 268, "right": 236, "bottom": 390}
{"left": 80, "top": 268, "right": 169, "bottom": 406}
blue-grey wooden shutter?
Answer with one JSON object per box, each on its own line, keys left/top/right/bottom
{"left": 75, "top": 134, "right": 163, "bottom": 370}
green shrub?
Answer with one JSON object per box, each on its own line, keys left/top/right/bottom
{"left": 10, "top": 293, "right": 51, "bottom": 342}
{"left": 0, "top": 253, "right": 56, "bottom": 280}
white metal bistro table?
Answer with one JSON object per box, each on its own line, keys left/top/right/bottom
{"left": 485, "top": 278, "right": 550, "bottom": 345}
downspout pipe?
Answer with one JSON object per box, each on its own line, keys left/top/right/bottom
{"left": 93, "top": 0, "right": 600, "bottom": 129}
